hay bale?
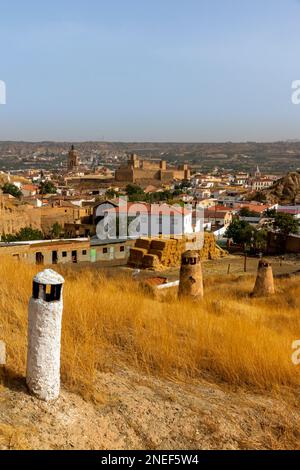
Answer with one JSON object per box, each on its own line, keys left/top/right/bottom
{"left": 129, "top": 233, "right": 227, "bottom": 270}
{"left": 135, "top": 238, "right": 151, "bottom": 250}
{"left": 142, "top": 254, "right": 161, "bottom": 269}
{"left": 148, "top": 249, "right": 163, "bottom": 260}
{"left": 150, "top": 239, "right": 170, "bottom": 251}
{"left": 129, "top": 247, "right": 147, "bottom": 260}
{"left": 128, "top": 247, "right": 148, "bottom": 267}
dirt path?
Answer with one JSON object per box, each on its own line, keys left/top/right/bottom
{"left": 0, "top": 367, "right": 299, "bottom": 450}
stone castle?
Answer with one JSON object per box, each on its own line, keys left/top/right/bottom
{"left": 115, "top": 154, "right": 190, "bottom": 184}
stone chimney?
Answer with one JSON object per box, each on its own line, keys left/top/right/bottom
{"left": 26, "top": 269, "right": 65, "bottom": 401}
{"left": 178, "top": 250, "right": 203, "bottom": 301}
{"left": 252, "top": 259, "right": 275, "bottom": 297}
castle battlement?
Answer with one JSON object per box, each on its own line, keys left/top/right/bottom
{"left": 115, "top": 154, "right": 190, "bottom": 183}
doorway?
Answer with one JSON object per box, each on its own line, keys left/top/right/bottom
{"left": 71, "top": 250, "right": 77, "bottom": 263}
{"left": 52, "top": 250, "right": 58, "bottom": 264}
{"left": 35, "top": 252, "right": 44, "bottom": 265}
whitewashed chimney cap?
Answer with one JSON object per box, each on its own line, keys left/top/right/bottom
{"left": 33, "top": 269, "right": 65, "bottom": 285}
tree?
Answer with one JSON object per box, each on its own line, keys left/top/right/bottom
{"left": 2, "top": 182, "right": 22, "bottom": 199}
{"left": 272, "top": 212, "right": 298, "bottom": 236}
{"left": 125, "top": 184, "right": 144, "bottom": 196}
{"left": 106, "top": 188, "right": 118, "bottom": 199}
{"left": 2, "top": 227, "right": 44, "bottom": 242}
{"left": 178, "top": 180, "right": 192, "bottom": 190}
{"left": 225, "top": 219, "right": 251, "bottom": 245}
{"left": 255, "top": 228, "right": 268, "bottom": 250}
{"left": 265, "top": 209, "right": 298, "bottom": 235}
{"left": 225, "top": 219, "right": 267, "bottom": 251}
{"left": 39, "top": 181, "right": 57, "bottom": 195}
{"left": 125, "top": 184, "right": 145, "bottom": 202}
{"left": 50, "top": 222, "right": 62, "bottom": 239}
{"left": 239, "top": 207, "right": 259, "bottom": 217}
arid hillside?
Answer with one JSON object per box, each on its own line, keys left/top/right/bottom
{"left": 260, "top": 171, "right": 300, "bottom": 204}
{"left": 0, "top": 258, "right": 300, "bottom": 449}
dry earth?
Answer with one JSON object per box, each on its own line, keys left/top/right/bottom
{"left": 1, "top": 366, "right": 299, "bottom": 450}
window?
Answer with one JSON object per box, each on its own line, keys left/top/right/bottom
{"left": 62, "top": 251, "right": 67, "bottom": 257}
{"left": 82, "top": 250, "right": 87, "bottom": 255}
{"left": 120, "top": 246, "right": 125, "bottom": 252}
{"left": 103, "top": 247, "right": 108, "bottom": 253}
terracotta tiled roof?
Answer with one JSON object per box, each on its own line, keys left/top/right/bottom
{"left": 107, "top": 202, "right": 191, "bottom": 216}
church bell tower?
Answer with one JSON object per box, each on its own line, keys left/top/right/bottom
{"left": 68, "top": 145, "right": 79, "bottom": 172}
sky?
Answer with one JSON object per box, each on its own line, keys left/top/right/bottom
{"left": 1, "top": 0, "right": 300, "bottom": 142}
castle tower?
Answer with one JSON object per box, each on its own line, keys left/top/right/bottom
{"left": 129, "top": 153, "right": 139, "bottom": 169}
{"left": 68, "top": 145, "right": 79, "bottom": 172}
{"left": 26, "top": 269, "right": 64, "bottom": 401}
{"left": 178, "top": 250, "right": 203, "bottom": 301}
{"left": 252, "top": 259, "right": 275, "bottom": 297}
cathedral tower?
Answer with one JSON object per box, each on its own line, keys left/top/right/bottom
{"left": 68, "top": 145, "right": 79, "bottom": 172}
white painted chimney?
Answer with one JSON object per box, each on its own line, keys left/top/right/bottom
{"left": 26, "top": 269, "right": 65, "bottom": 401}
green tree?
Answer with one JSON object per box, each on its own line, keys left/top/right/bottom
{"left": 178, "top": 180, "right": 192, "bottom": 190}
{"left": 2, "top": 227, "right": 44, "bottom": 242}
{"left": 265, "top": 209, "right": 298, "bottom": 235}
{"left": 239, "top": 207, "right": 260, "bottom": 217}
{"left": 272, "top": 212, "right": 298, "bottom": 236}
{"left": 125, "top": 184, "right": 144, "bottom": 195}
{"left": 50, "top": 222, "right": 62, "bottom": 239}
{"left": 39, "top": 181, "right": 57, "bottom": 195}
{"left": 255, "top": 228, "right": 268, "bottom": 250}
{"left": 2, "top": 182, "right": 22, "bottom": 199}
{"left": 225, "top": 219, "right": 251, "bottom": 245}
{"left": 106, "top": 188, "right": 118, "bottom": 199}
{"left": 265, "top": 208, "right": 277, "bottom": 218}
{"left": 125, "top": 184, "right": 145, "bottom": 202}
{"left": 225, "top": 219, "right": 267, "bottom": 250}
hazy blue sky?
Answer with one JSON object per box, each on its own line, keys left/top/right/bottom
{"left": 1, "top": 0, "right": 300, "bottom": 141}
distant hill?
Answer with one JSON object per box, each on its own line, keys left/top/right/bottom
{"left": 1, "top": 140, "right": 300, "bottom": 173}
{"left": 260, "top": 171, "right": 300, "bottom": 204}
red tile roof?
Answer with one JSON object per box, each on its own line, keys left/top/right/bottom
{"left": 106, "top": 202, "right": 191, "bottom": 216}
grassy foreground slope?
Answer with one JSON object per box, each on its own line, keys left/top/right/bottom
{"left": 0, "top": 258, "right": 300, "bottom": 449}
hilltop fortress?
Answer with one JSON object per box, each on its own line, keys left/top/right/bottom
{"left": 115, "top": 153, "right": 190, "bottom": 183}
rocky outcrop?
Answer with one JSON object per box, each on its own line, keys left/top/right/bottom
{"left": 261, "top": 172, "right": 300, "bottom": 204}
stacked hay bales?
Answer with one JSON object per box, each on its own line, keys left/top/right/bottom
{"left": 199, "top": 233, "right": 227, "bottom": 260}
{"left": 148, "top": 238, "right": 185, "bottom": 268}
{"left": 128, "top": 233, "right": 227, "bottom": 270}
{"left": 142, "top": 253, "right": 161, "bottom": 270}
{"left": 127, "top": 247, "right": 148, "bottom": 267}
{"left": 135, "top": 239, "right": 151, "bottom": 250}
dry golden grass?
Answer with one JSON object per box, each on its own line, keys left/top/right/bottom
{"left": 0, "top": 423, "right": 31, "bottom": 450}
{"left": 0, "top": 257, "right": 300, "bottom": 400}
